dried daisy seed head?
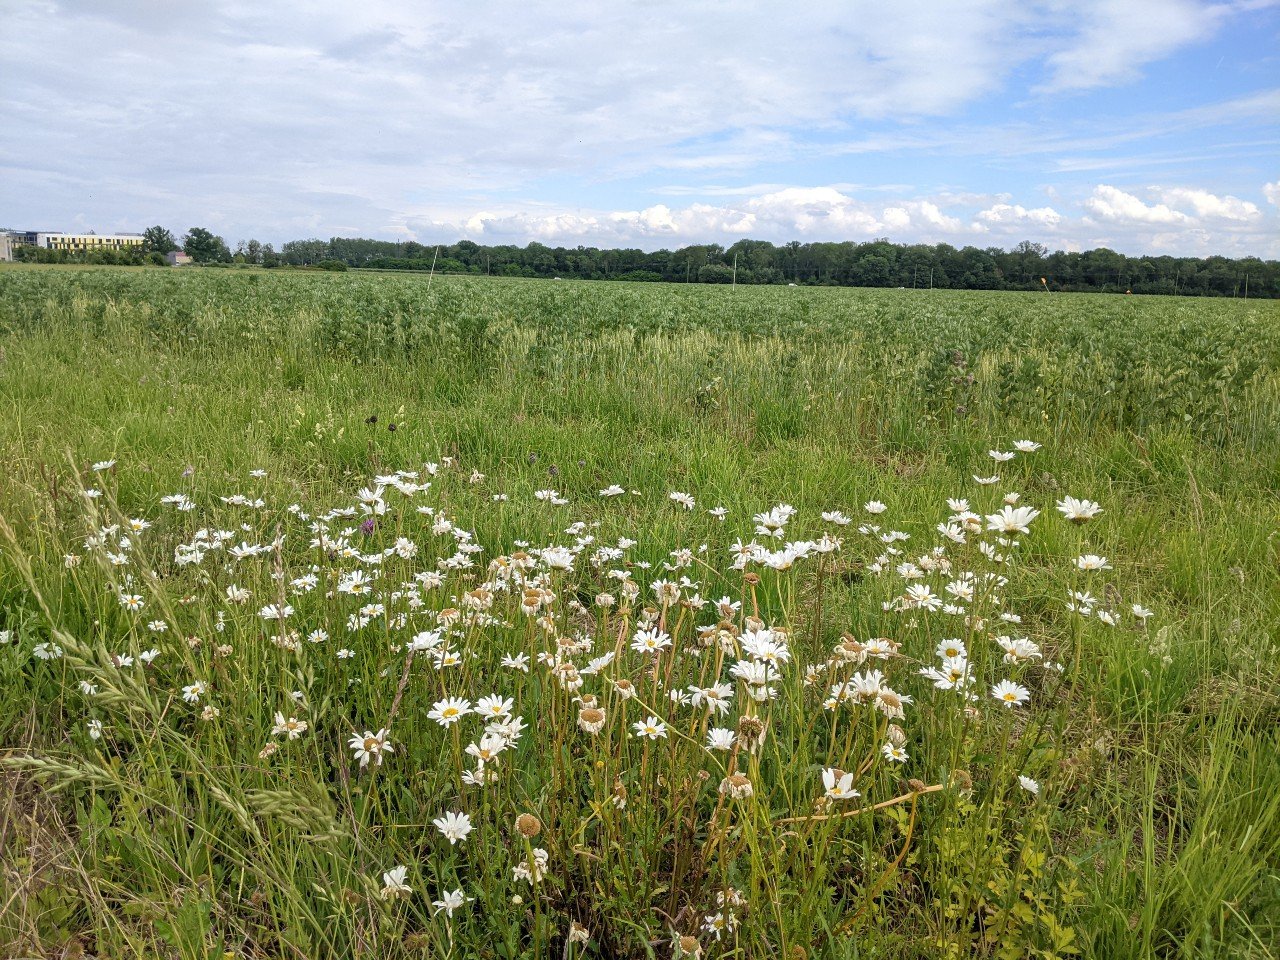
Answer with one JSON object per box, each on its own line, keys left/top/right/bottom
{"left": 719, "top": 773, "right": 754, "bottom": 799}
{"left": 735, "top": 715, "right": 766, "bottom": 750}
{"left": 577, "top": 707, "right": 606, "bottom": 734}
{"left": 837, "top": 635, "right": 867, "bottom": 660}
{"left": 515, "top": 813, "right": 542, "bottom": 839}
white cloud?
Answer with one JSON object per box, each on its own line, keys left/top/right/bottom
{"left": 975, "top": 203, "right": 1063, "bottom": 227}
{"left": 1083, "top": 184, "right": 1270, "bottom": 232}
{"left": 1073, "top": 182, "right": 1278, "bottom": 255}
{"left": 2, "top": 1, "right": 1257, "bottom": 197}
{"left": 1038, "top": 0, "right": 1232, "bottom": 92}
{"left": 0, "top": 0, "right": 1273, "bottom": 258}
{"left": 746, "top": 188, "right": 886, "bottom": 237}
{"left": 408, "top": 188, "right": 984, "bottom": 246}
{"left": 1156, "top": 187, "right": 1261, "bottom": 221}
{"left": 399, "top": 181, "right": 1279, "bottom": 257}
{"left": 0, "top": 1, "right": 1042, "bottom": 189}
{"left": 1084, "top": 185, "right": 1190, "bottom": 224}
{"left": 1263, "top": 180, "right": 1280, "bottom": 206}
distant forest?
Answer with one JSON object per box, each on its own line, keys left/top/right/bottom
{"left": 11, "top": 229, "right": 1276, "bottom": 297}
{"left": 278, "top": 236, "right": 1277, "bottom": 297}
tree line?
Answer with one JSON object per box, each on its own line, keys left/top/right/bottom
{"left": 12, "top": 225, "right": 1276, "bottom": 297}
{"left": 275, "top": 236, "right": 1279, "bottom": 297}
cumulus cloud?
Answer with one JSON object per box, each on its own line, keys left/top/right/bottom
{"left": 975, "top": 204, "right": 1063, "bottom": 228}
{"left": 1084, "top": 185, "right": 1190, "bottom": 224}
{"left": 398, "top": 181, "right": 1280, "bottom": 258}
{"left": 748, "top": 189, "right": 911, "bottom": 237}
{"left": 1075, "top": 183, "right": 1278, "bottom": 256}
{"left": 407, "top": 188, "right": 986, "bottom": 247}
{"left": 1155, "top": 187, "right": 1261, "bottom": 221}
{"left": 1263, "top": 181, "right": 1280, "bottom": 206}
{"left": 1084, "top": 183, "right": 1272, "bottom": 230}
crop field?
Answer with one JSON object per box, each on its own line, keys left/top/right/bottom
{"left": 1, "top": 265, "right": 1278, "bottom": 959}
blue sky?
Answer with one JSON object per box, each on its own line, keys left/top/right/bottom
{"left": 1, "top": 0, "right": 1277, "bottom": 256}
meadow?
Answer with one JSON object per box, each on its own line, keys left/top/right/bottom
{"left": 0, "top": 265, "right": 1278, "bottom": 959}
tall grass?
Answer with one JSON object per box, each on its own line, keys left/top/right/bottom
{"left": 1, "top": 266, "right": 1277, "bottom": 959}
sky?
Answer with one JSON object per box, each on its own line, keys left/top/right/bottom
{"left": 1, "top": 0, "right": 1278, "bottom": 257}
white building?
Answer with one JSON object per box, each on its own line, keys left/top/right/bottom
{"left": 1, "top": 230, "right": 145, "bottom": 259}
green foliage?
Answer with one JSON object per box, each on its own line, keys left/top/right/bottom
{"left": 0, "top": 266, "right": 1278, "bottom": 959}
{"left": 180, "top": 226, "right": 232, "bottom": 264}
{"left": 142, "top": 225, "right": 178, "bottom": 255}
{"left": 12, "top": 244, "right": 157, "bottom": 266}
{"left": 0, "top": 269, "right": 1273, "bottom": 441}
{"left": 274, "top": 234, "right": 1279, "bottom": 297}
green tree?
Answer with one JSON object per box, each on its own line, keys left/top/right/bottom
{"left": 182, "top": 227, "right": 231, "bottom": 264}
{"left": 257, "top": 232, "right": 1279, "bottom": 297}
{"left": 142, "top": 225, "right": 178, "bottom": 255}
{"left": 281, "top": 238, "right": 327, "bottom": 265}
{"left": 1011, "top": 240, "right": 1047, "bottom": 287}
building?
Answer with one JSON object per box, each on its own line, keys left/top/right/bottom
{"left": 27, "top": 231, "right": 145, "bottom": 254}
{"left": 166, "top": 250, "right": 193, "bottom": 266}
{"left": 1, "top": 230, "right": 145, "bottom": 259}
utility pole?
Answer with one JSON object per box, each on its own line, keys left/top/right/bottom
{"left": 1244, "top": 273, "right": 1249, "bottom": 298}
{"left": 731, "top": 253, "right": 738, "bottom": 292}
{"left": 928, "top": 268, "right": 933, "bottom": 290}
{"left": 426, "top": 246, "right": 440, "bottom": 293}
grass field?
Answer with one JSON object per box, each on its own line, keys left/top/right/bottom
{"left": 1, "top": 265, "right": 1278, "bottom": 959}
